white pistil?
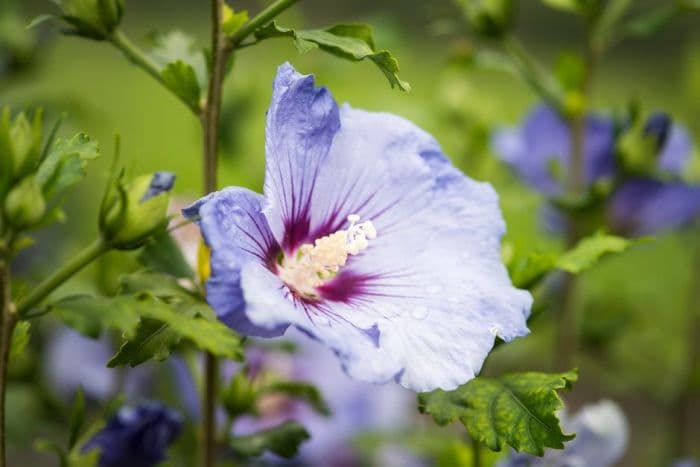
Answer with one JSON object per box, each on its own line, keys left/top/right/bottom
{"left": 278, "top": 214, "right": 376, "bottom": 298}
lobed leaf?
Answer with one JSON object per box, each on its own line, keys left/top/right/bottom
{"left": 36, "top": 133, "right": 100, "bottom": 200}
{"left": 160, "top": 60, "right": 201, "bottom": 111}
{"left": 51, "top": 294, "right": 142, "bottom": 339}
{"left": 229, "top": 421, "right": 310, "bottom": 459}
{"left": 137, "top": 231, "right": 195, "bottom": 279}
{"left": 556, "top": 233, "right": 640, "bottom": 274}
{"left": 418, "top": 370, "right": 578, "bottom": 456}
{"left": 253, "top": 22, "right": 410, "bottom": 91}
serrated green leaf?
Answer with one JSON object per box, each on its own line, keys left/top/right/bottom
{"left": 119, "top": 270, "right": 193, "bottom": 298}
{"left": 36, "top": 133, "right": 99, "bottom": 200}
{"left": 253, "top": 22, "right": 410, "bottom": 91}
{"left": 50, "top": 294, "right": 141, "bottom": 339}
{"left": 68, "top": 387, "right": 86, "bottom": 450}
{"left": 230, "top": 421, "right": 310, "bottom": 459}
{"left": 137, "top": 231, "right": 194, "bottom": 279}
{"left": 261, "top": 381, "right": 331, "bottom": 416}
{"left": 108, "top": 316, "right": 186, "bottom": 367}
{"left": 222, "top": 4, "right": 248, "bottom": 36}
{"left": 141, "top": 296, "right": 243, "bottom": 361}
{"left": 9, "top": 321, "right": 30, "bottom": 359}
{"left": 418, "top": 370, "right": 578, "bottom": 455}
{"left": 556, "top": 233, "right": 639, "bottom": 274}
{"left": 161, "top": 60, "right": 201, "bottom": 110}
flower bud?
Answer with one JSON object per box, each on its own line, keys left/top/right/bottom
{"left": 100, "top": 172, "right": 175, "bottom": 250}
{"left": 55, "top": 0, "right": 124, "bottom": 38}
{"left": 4, "top": 175, "right": 46, "bottom": 230}
{"left": 460, "top": 0, "right": 515, "bottom": 39}
{"left": 0, "top": 108, "right": 43, "bottom": 184}
{"left": 221, "top": 372, "right": 257, "bottom": 419}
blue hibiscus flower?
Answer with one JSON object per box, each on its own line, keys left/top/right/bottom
{"left": 492, "top": 105, "right": 700, "bottom": 235}
{"left": 82, "top": 403, "right": 182, "bottom": 467}
{"left": 185, "top": 63, "right": 531, "bottom": 392}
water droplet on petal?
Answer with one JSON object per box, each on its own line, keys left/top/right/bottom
{"left": 411, "top": 306, "right": 429, "bottom": 320}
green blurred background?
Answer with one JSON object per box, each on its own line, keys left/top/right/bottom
{"left": 3, "top": 0, "right": 700, "bottom": 465}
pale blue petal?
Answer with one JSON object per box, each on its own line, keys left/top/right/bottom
{"left": 183, "top": 187, "right": 287, "bottom": 337}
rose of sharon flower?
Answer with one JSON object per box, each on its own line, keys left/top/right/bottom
{"left": 185, "top": 63, "right": 531, "bottom": 392}
{"left": 498, "top": 400, "right": 628, "bottom": 467}
{"left": 82, "top": 402, "right": 182, "bottom": 467}
{"left": 492, "top": 105, "right": 700, "bottom": 236}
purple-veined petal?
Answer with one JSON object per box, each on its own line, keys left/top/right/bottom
{"left": 608, "top": 179, "right": 700, "bottom": 235}
{"left": 183, "top": 187, "right": 287, "bottom": 337}
{"left": 242, "top": 100, "right": 531, "bottom": 391}
{"left": 263, "top": 63, "right": 341, "bottom": 253}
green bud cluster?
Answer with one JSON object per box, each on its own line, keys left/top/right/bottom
{"left": 0, "top": 108, "right": 46, "bottom": 232}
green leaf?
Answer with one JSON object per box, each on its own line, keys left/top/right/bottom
{"left": 34, "top": 439, "right": 68, "bottom": 467}
{"left": 9, "top": 321, "right": 30, "bottom": 359}
{"left": 160, "top": 60, "right": 201, "bottom": 111}
{"left": 622, "top": 5, "right": 679, "bottom": 38}
{"left": 254, "top": 22, "right": 410, "bottom": 91}
{"left": 261, "top": 381, "right": 331, "bottom": 416}
{"left": 230, "top": 421, "right": 310, "bottom": 459}
{"left": 68, "top": 450, "right": 100, "bottom": 467}
{"left": 508, "top": 251, "right": 558, "bottom": 289}
{"left": 137, "top": 231, "right": 194, "bottom": 279}
{"left": 36, "top": 133, "right": 100, "bottom": 200}
{"left": 68, "top": 387, "right": 86, "bottom": 450}
{"left": 556, "top": 233, "right": 639, "bottom": 274}
{"left": 50, "top": 294, "right": 142, "bottom": 339}
{"left": 593, "top": 0, "right": 633, "bottom": 46}
{"left": 418, "top": 370, "right": 578, "bottom": 455}
{"left": 148, "top": 30, "right": 207, "bottom": 89}
{"left": 108, "top": 316, "right": 185, "bottom": 366}
{"left": 222, "top": 4, "right": 248, "bottom": 36}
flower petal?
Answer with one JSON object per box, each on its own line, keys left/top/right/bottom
{"left": 263, "top": 63, "right": 341, "bottom": 252}
{"left": 609, "top": 179, "right": 700, "bottom": 235}
{"left": 245, "top": 105, "right": 532, "bottom": 391}
{"left": 183, "top": 188, "right": 287, "bottom": 337}
{"left": 657, "top": 124, "right": 692, "bottom": 174}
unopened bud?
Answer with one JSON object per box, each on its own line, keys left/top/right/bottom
{"left": 4, "top": 175, "right": 46, "bottom": 230}
{"left": 101, "top": 172, "right": 175, "bottom": 250}
{"left": 55, "top": 0, "right": 123, "bottom": 38}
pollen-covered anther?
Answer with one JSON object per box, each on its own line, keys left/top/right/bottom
{"left": 278, "top": 214, "right": 376, "bottom": 297}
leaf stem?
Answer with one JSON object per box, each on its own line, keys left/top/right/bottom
{"left": 108, "top": 29, "right": 200, "bottom": 114}
{"left": 501, "top": 35, "right": 562, "bottom": 110}
{"left": 229, "top": 0, "right": 299, "bottom": 47}
{"left": 0, "top": 259, "right": 16, "bottom": 467}
{"left": 16, "top": 238, "right": 108, "bottom": 317}
{"left": 200, "top": 0, "right": 227, "bottom": 465}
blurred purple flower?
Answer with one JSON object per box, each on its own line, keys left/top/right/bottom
{"left": 43, "top": 327, "right": 153, "bottom": 402}
{"left": 492, "top": 105, "right": 700, "bottom": 235}
{"left": 172, "top": 330, "right": 416, "bottom": 467}
{"left": 82, "top": 402, "right": 182, "bottom": 467}
{"left": 185, "top": 63, "right": 531, "bottom": 392}
{"left": 497, "top": 400, "right": 628, "bottom": 467}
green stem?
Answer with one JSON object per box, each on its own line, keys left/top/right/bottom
{"left": 200, "top": 0, "right": 227, "bottom": 465}
{"left": 16, "top": 238, "right": 108, "bottom": 316}
{"left": 0, "top": 260, "right": 15, "bottom": 467}
{"left": 553, "top": 22, "right": 598, "bottom": 372}
{"left": 229, "top": 0, "right": 299, "bottom": 47}
{"left": 501, "top": 35, "right": 563, "bottom": 110}
{"left": 108, "top": 30, "right": 200, "bottom": 114}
